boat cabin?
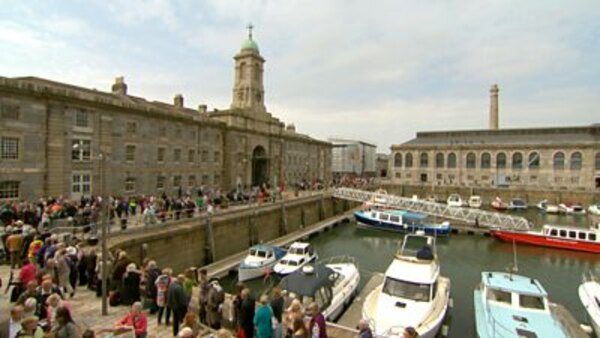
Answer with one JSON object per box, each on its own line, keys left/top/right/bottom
{"left": 543, "top": 225, "right": 598, "bottom": 242}
{"left": 287, "top": 242, "right": 315, "bottom": 256}
{"left": 482, "top": 272, "right": 549, "bottom": 312}
{"left": 369, "top": 210, "right": 427, "bottom": 226}
{"left": 279, "top": 264, "right": 339, "bottom": 309}
{"left": 248, "top": 245, "right": 275, "bottom": 259}
{"left": 397, "top": 234, "right": 437, "bottom": 260}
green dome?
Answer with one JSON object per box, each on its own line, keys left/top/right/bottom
{"left": 241, "top": 38, "right": 259, "bottom": 52}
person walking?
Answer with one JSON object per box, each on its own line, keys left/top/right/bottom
{"left": 206, "top": 280, "right": 225, "bottom": 329}
{"left": 269, "top": 288, "right": 284, "bottom": 338}
{"left": 239, "top": 288, "right": 255, "bottom": 338}
{"left": 197, "top": 269, "right": 210, "bottom": 325}
{"left": 253, "top": 294, "right": 273, "bottom": 338}
{"left": 307, "top": 303, "right": 327, "bottom": 338}
{"left": 167, "top": 275, "right": 188, "bottom": 337}
{"left": 155, "top": 268, "right": 172, "bottom": 326}
{"left": 357, "top": 319, "right": 373, "bottom": 338}
{"left": 145, "top": 261, "right": 161, "bottom": 314}
{"left": 50, "top": 307, "right": 79, "bottom": 338}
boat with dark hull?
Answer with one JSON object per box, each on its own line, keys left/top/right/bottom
{"left": 354, "top": 209, "right": 451, "bottom": 236}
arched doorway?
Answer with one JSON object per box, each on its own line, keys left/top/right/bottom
{"left": 252, "top": 146, "right": 269, "bottom": 187}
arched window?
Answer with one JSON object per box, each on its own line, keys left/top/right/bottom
{"left": 528, "top": 152, "right": 540, "bottom": 170}
{"left": 447, "top": 153, "right": 456, "bottom": 168}
{"left": 596, "top": 152, "right": 600, "bottom": 170}
{"left": 481, "top": 153, "right": 491, "bottom": 169}
{"left": 466, "top": 152, "right": 476, "bottom": 169}
{"left": 394, "top": 153, "right": 402, "bottom": 168}
{"left": 420, "top": 153, "right": 429, "bottom": 168}
{"left": 553, "top": 152, "right": 565, "bottom": 170}
{"left": 405, "top": 153, "right": 413, "bottom": 168}
{"left": 570, "top": 152, "right": 582, "bottom": 170}
{"left": 512, "top": 152, "right": 523, "bottom": 169}
{"left": 496, "top": 153, "right": 506, "bottom": 169}
{"left": 435, "top": 153, "right": 444, "bottom": 168}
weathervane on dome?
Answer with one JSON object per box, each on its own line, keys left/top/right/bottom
{"left": 247, "top": 23, "right": 254, "bottom": 40}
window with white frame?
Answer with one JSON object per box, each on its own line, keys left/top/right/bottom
{"left": 125, "top": 177, "right": 136, "bottom": 192}
{"left": 75, "top": 110, "right": 89, "bottom": 127}
{"left": 0, "top": 181, "right": 19, "bottom": 199}
{"left": 0, "top": 137, "right": 19, "bottom": 160}
{"left": 157, "top": 175, "right": 165, "bottom": 190}
{"left": 125, "top": 145, "right": 136, "bottom": 162}
{"left": 72, "top": 172, "right": 91, "bottom": 195}
{"left": 72, "top": 139, "right": 91, "bottom": 161}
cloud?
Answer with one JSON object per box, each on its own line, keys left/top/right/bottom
{"left": 0, "top": 1, "right": 598, "bottom": 153}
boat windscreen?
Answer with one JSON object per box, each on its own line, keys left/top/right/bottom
{"left": 382, "top": 276, "right": 431, "bottom": 302}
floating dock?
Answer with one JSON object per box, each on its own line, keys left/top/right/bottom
{"left": 204, "top": 210, "right": 355, "bottom": 278}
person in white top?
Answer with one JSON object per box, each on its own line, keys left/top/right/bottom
{"left": 2, "top": 305, "right": 24, "bottom": 338}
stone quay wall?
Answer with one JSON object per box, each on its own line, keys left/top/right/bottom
{"left": 380, "top": 183, "right": 599, "bottom": 205}
{"left": 108, "top": 194, "right": 354, "bottom": 273}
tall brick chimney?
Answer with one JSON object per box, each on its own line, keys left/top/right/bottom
{"left": 489, "top": 84, "right": 499, "bottom": 130}
{"left": 112, "top": 76, "right": 127, "bottom": 95}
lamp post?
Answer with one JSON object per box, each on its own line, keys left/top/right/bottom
{"left": 73, "top": 142, "right": 108, "bottom": 315}
{"left": 98, "top": 152, "right": 108, "bottom": 316}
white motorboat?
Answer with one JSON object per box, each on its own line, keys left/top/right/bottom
{"left": 559, "top": 202, "right": 586, "bottom": 215}
{"left": 468, "top": 195, "right": 482, "bottom": 209}
{"left": 537, "top": 200, "right": 560, "bottom": 214}
{"left": 578, "top": 271, "right": 600, "bottom": 337}
{"left": 446, "top": 194, "right": 463, "bottom": 207}
{"left": 238, "top": 244, "right": 286, "bottom": 282}
{"left": 588, "top": 204, "right": 600, "bottom": 216}
{"left": 508, "top": 198, "right": 528, "bottom": 211}
{"left": 279, "top": 256, "right": 360, "bottom": 321}
{"left": 362, "top": 233, "right": 450, "bottom": 338}
{"left": 491, "top": 197, "right": 508, "bottom": 211}
{"left": 273, "top": 242, "right": 317, "bottom": 275}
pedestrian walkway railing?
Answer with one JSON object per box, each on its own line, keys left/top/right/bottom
{"left": 333, "top": 187, "right": 531, "bottom": 231}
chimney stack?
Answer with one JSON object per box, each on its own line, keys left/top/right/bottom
{"left": 174, "top": 94, "right": 184, "bottom": 108}
{"left": 489, "top": 84, "right": 499, "bottom": 130}
{"left": 112, "top": 76, "right": 127, "bottom": 95}
{"left": 197, "top": 104, "right": 207, "bottom": 114}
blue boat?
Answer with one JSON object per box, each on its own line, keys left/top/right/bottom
{"left": 354, "top": 209, "right": 451, "bottom": 236}
{"left": 474, "top": 271, "right": 587, "bottom": 338}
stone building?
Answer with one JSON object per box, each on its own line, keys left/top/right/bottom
{"left": 0, "top": 29, "right": 331, "bottom": 201}
{"left": 329, "top": 138, "right": 376, "bottom": 178}
{"left": 390, "top": 85, "right": 600, "bottom": 191}
{"left": 375, "top": 153, "right": 389, "bottom": 178}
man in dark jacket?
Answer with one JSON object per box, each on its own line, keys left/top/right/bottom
{"left": 145, "top": 260, "right": 161, "bottom": 314}
{"left": 167, "top": 275, "right": 188, "bottom": 337}
{"left": 239, "top": 288, "right": 255, "bottom": 338}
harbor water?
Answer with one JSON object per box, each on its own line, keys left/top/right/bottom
{"left": 223, "top": 209, "right": 599, "bottom": 337}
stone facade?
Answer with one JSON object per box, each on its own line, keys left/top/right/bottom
{"left": 329, "top": 138, "right": 376, "bottom": 178}
{"left": 389, "top": 126, "right": 600, "bottom": 192}
{"left": 0, "top": 31, "right": 331, "bottom": 201}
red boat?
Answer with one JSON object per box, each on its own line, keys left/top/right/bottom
{"left": 491, "top": 223, "right": 600, "bottom": 254}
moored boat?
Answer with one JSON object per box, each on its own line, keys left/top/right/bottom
{"left": 559, "top": 202, "right": 586, "bottom": 215}
{"left": 578, "top": 271, "right": 600, "bottom": 337}
{"left": 508, "top": 198, "right": 528, "bottom": 211}
{"left": 490, "top": 223, "right": 600, "bottom": 253}
{"left": 491, "top": 197, "right": 508, "bottom": 211}
{"left": 278, "top": 256, "right": 360, "bottom": 321}
{"left": 446, "top": 193, "right": 463, "bottom": 207}
{"left": 238, "top": 244, "right": 286, "bottom": 282}
{"left": 354, "top": 209, "right": 451, "bottom": 236}
{"left": 587, "top": 204, "right": 600, "bottom": 216}
{"left": 273, "top": 242, "right": 317, "bottom": 275}
{"left": 474, "top": 271, "right": 588, "bottom": 338}
{"left": 468, "top": 195, "right": 482, "bottom": 209}
{"left": 537, "top": 199, "right": 560, "bottom": 214}
{"left": 362, "top": 233, "right": 451, "bottom": 338}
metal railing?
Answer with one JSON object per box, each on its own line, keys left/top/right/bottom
{"left": 333, "top": 188, "right": 531, "bottom": 231}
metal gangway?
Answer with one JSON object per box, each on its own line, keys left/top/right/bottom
{"left": 333, "top": 187, "right": 531, "bottom": 231}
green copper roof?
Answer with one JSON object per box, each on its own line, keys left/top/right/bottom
{"left": 241, "top": 38, "right": 259, "bottom": 52}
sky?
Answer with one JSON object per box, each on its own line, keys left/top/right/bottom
{"left": 1, "top": 0, "right": 599, "bottom": 152}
